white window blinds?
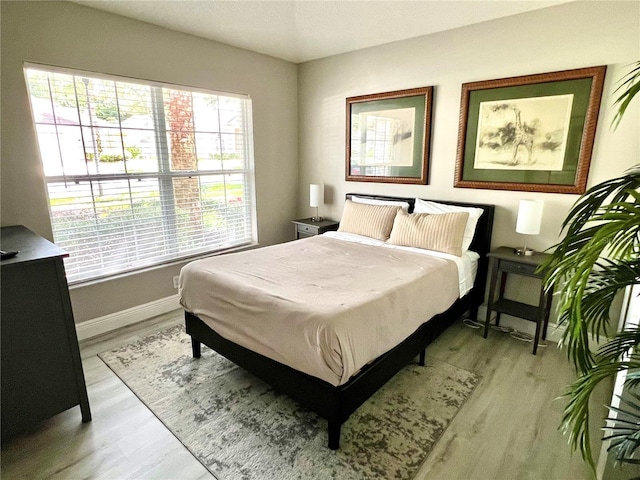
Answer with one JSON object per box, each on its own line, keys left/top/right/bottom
{"left": 24, "top": 65, "right": 257, "bottom": 284}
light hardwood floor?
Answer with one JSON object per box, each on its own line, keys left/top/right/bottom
{"left": 1, "top": 311, "right": 611, "bottom": 479}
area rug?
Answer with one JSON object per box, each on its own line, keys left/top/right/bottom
{"left": 99, "top": 324, "right": 479, "bottom": 480}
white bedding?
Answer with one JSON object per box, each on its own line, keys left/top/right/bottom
{"left": 323, "top": 230, "right": 479, "bottom": 296}
{"left": 180, "top": 235, "right": 470, "bottom": 386}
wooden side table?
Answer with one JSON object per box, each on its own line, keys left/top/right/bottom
{"left": 484, "top": 246, "right": 553, "bottom": 355}
{"left": 292, "top": 218, "right": 339, "bottom": 239}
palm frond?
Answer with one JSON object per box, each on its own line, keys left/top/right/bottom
{"left": 542, "top": 167, "right": 640, "bottom": 375}
{"left": 625, "top": 369, "right": 640, "bottom": 388}
{"left": 598, "top": 329, "right": 640, "bottom": 362}
{"left": 581, "top": 262, "right": 640, "bottom": 341}
{"left": 552, "top": 166, "right": 640, "bottom": 238}
{"left": 560, "top": 361, "right": 640, "bottom": 469}
{"left": 612, "top": 61, "right": 640, "bottom": 129}
{"left": 603, "top": 390, "right": 640, "bottom": 464}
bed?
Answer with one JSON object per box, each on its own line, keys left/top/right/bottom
{"left": 180, "top": 193, "right": 494, "bottom": 449}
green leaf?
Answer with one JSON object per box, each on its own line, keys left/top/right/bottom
{"left": 612, "top": 61, "right": 640, "bottom": 129}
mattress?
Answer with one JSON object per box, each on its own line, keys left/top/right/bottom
{"left": 179, "top": 234, "right": 466, "bottom": 386}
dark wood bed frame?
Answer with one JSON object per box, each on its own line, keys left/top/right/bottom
{"left": 185, "top": 193, "right": 495, "bottom": 450}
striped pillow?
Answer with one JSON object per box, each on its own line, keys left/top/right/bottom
{"left": 338, "top": 200, "right": 400, "bottom": 241}
{"left": 387, "top": 210, "right": 469, "bottom": 256}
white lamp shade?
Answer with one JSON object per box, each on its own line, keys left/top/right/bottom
{"left": 310, "top": 184, "right": 324, "bottom": 208}
{"left": 516, "top": 199, "right": 544, "bottom": 235}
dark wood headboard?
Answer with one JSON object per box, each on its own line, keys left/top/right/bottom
{"left": 345, "top": 193, "right": 495, "bottom": 306}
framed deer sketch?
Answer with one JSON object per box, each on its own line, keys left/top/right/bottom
{"left": 454, "top": 66, "right": 606, "bottom": 194}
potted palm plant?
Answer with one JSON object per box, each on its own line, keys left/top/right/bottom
{"left": 542, "top": 61, "right": 640, "bottom": 474}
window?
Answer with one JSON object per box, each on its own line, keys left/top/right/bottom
{"left": 24, "top": 65, "right": 257, "bottom": 284}
{"left": 351, "top": 110, "right": 415, "bottom": 176}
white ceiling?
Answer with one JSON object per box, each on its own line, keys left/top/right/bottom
{"left": 75, "top": 0, "right": 571, "bottom": 63}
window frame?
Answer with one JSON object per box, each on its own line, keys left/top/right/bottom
{"left": 24, "top": 63, "right": 258, "bottom": 284}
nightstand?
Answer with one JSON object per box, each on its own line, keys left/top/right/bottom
{"left": 484, "top": 246, "right": 554, "bottom": 355}
{"left": 292, "top": 218, "right": 339, "bottom": 239}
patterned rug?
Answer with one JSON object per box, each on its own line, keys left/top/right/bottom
{"left": 99, "top": 324, "right": 479, "bottom": 480}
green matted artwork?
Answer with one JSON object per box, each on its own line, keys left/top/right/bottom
{"left": 454, "top": 66, "right": 606, "bottom": 194}
{"left": 346, "top": 87, "right": 433, "bottom": 184}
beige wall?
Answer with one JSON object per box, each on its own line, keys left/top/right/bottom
{"left": 297, "top": 1, "right": 639, "bottom": 326}
{"left": 1, "top": 1, "right": 298, "bottom": 321}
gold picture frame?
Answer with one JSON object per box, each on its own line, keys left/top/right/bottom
{"left": 346, "top": 87, "right": 433, "bottom": 184}
{"left": 454, "top": 66, "right": 606, "bottom": 194}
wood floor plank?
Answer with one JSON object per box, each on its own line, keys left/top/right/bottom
{"left": 418, "top": 321, "right": 610, "bottom": 480}
{"left": 1, "top": 310, "right": 612, "bottom": 479}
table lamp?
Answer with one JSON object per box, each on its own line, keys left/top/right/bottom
{"left": 515, "top": 199, "right": 544, "bottom": 256}
{"left": 310, "top": 184, "right": 324, "bottom": 222}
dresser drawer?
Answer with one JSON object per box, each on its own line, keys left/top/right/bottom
{"left": 297, "top": 224, "right": 318, "bottom": 235}
{"left": 500, "top": 259, "right": 538, "bottom": 277}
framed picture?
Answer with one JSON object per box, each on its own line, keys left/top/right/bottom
{"left": 346, "top": 86, "right": 433, "bottom": 184}
{"left": 454, "top": 66, "right": 606, "bottom": 194}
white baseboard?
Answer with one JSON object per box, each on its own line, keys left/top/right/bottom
{"left": 476, "top": 305, "right": 611, "bottom": 351}
{"left": 476, "top": 305, "right": 567, "bottom": 344}
{"left": 76, "top": 294, "right": 181, "bottom": 341}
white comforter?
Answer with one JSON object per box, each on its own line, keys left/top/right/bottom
{"left": 324, "top": 231, "right": 479, "bottom": 296}
{"left": 179, "top": 235, "right": 463, "bottom": 386}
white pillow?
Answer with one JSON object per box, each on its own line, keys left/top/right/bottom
{"left": 413, "top": 199, "right": 483, "bottom": 252}
{"left": 351, "top": 195, "right": 410, "bottom": 212}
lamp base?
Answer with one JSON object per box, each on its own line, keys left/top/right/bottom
{"left": 310, "top": 216, "right": 324, "bottom": 222}
{"left": 514, "top": 247, "right": 534, "bottom": 256}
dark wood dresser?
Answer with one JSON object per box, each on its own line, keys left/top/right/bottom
{"left": 1, "top": 225, "right": 90, "bottom": 443}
